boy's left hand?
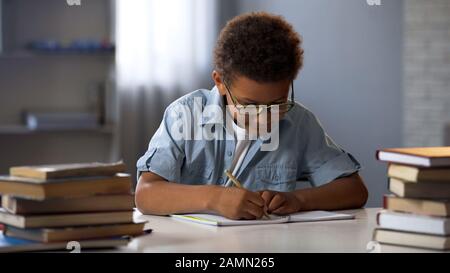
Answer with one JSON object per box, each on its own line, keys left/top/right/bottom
{"left": 258, "top": 190, "right": 302, "bottom": 215}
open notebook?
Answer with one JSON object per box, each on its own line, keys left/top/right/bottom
{"left": 171, "top": 210, "right": 355, "bottom": 226}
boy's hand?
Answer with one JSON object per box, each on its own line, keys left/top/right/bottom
{"left": 212, "top": 187, "right": 266, "bottom": 220}
{"left": 259, "top": 190, "right": 302, "bottom": 215}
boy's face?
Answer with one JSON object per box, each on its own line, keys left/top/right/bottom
{"left": 212, "top": 71, "right": 292, "bottom": 132}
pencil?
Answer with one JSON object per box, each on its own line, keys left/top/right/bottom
{"left": 224, "top": 170, "right": 270, "bottom": 219}
{"left": 224, "top": 169, "right": 242, "bottom": 188}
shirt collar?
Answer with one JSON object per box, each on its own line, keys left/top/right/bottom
{"left": 197, "top": 86, "right": 226, "bottom": 126}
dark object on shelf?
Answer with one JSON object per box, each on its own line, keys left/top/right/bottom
{"left": 26, "top": 39, "right": 115, "bottom": 54}
{"left": 24, "top": 111, "right": 99, "bottom": 131}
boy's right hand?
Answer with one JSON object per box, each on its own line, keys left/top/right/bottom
{"left": 212, "top": 187, "right": 266, "bottom": 220}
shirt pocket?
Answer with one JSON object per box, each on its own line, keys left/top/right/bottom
{"left": 255, "top": 165, "right": 297, "bottom": 186}
{"left": 185, "top": 162, "right": 214, "bottom": 181}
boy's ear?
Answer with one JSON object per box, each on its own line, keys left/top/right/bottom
{"left": 212, "top": 70, "right": 226, "bottom": 96}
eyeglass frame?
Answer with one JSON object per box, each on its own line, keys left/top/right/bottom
{"left": 222, "top": 79, "right": 296, "bottom": 115}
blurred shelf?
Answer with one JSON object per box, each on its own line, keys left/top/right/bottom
{"left": 0, "top": 50, "right": 115, "bottom": 59}
{"left": 0, "top": 124, "right": 115, "bottom": 135}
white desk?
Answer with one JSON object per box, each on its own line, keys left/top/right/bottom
{"left": 109, "top": 208, "right": 441, "bottom": 253}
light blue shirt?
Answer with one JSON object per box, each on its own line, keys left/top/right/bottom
{"left": 137, "top": 86, "right": 361, "bottom": 191}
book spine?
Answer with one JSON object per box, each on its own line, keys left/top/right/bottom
{"left": 376, "top": 211, "right": 382, "bottom": 226}
{"left": 375, "top": 150, "right": 381, "bottom": 161}
{"left": 1, "top": 196, "right": 18, "bottom": 214}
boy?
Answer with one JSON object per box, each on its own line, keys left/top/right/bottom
{"left": 136, "top": 12, "right": 368, "bottom": 220}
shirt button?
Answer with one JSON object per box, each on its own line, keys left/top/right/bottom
{"left": 218, "top": 177, "right": 224, "bottom": 184}
{"left": 227, "top": 151, "right": 233, "bottom": 157}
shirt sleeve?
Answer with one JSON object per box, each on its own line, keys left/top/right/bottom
{"left": 136, "top": 104, "right": 185, "bottom": 182}
{"left": 298, "top": 109, "right": 361, "bottom": 187}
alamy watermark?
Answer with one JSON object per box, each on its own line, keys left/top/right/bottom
{"left": 66, "top": 241, "right": 81, "bottom": 253}
{"left": 366, "top": 241, "right": 381, "bottom": 253}
{"left": 66, "top": 0, "right": 81, "bottom": 6}
{"left": 366, "top": 0, "right": 381, "bottom": 6}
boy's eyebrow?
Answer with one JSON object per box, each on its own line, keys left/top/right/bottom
{"left": 238, "top": 94, "right": 288, "bottom": 104}
{"left": 239, "top": 98, "right": 258, "bottom": 104}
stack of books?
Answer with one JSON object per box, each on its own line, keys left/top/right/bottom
{"left": 0, "top": 162, "right": 146, "bottom": 252}
{"left": 374, "top": 147, "right": 450, "bottom": 250}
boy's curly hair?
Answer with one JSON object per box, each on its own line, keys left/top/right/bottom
{"left": 214, "top": 12, "right": 304, "bottom": 84}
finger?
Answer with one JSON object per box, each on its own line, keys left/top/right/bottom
{"left": 241, "top": 211, "right": 257, "bottom": 220}
{"left": 272, "top": 205, "right": 290, "bottom": 215}
{"left": 246, "top": 191, "right": 265, "bottom": 207}
{"left": 228, "top": 209, "right": 253, "bottom": 220}
{"left": 261, "top": 191, "right": 276, "bottom": 205}
{"left": 268, "top": 194, "right": 286, "bottom": 212}
{"left": 245, "top": 201, "right": 264, "bottom": 219}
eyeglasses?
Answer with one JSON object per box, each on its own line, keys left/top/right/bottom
{"left": 223, "top": 80, "right": 296, "bottom": 115}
